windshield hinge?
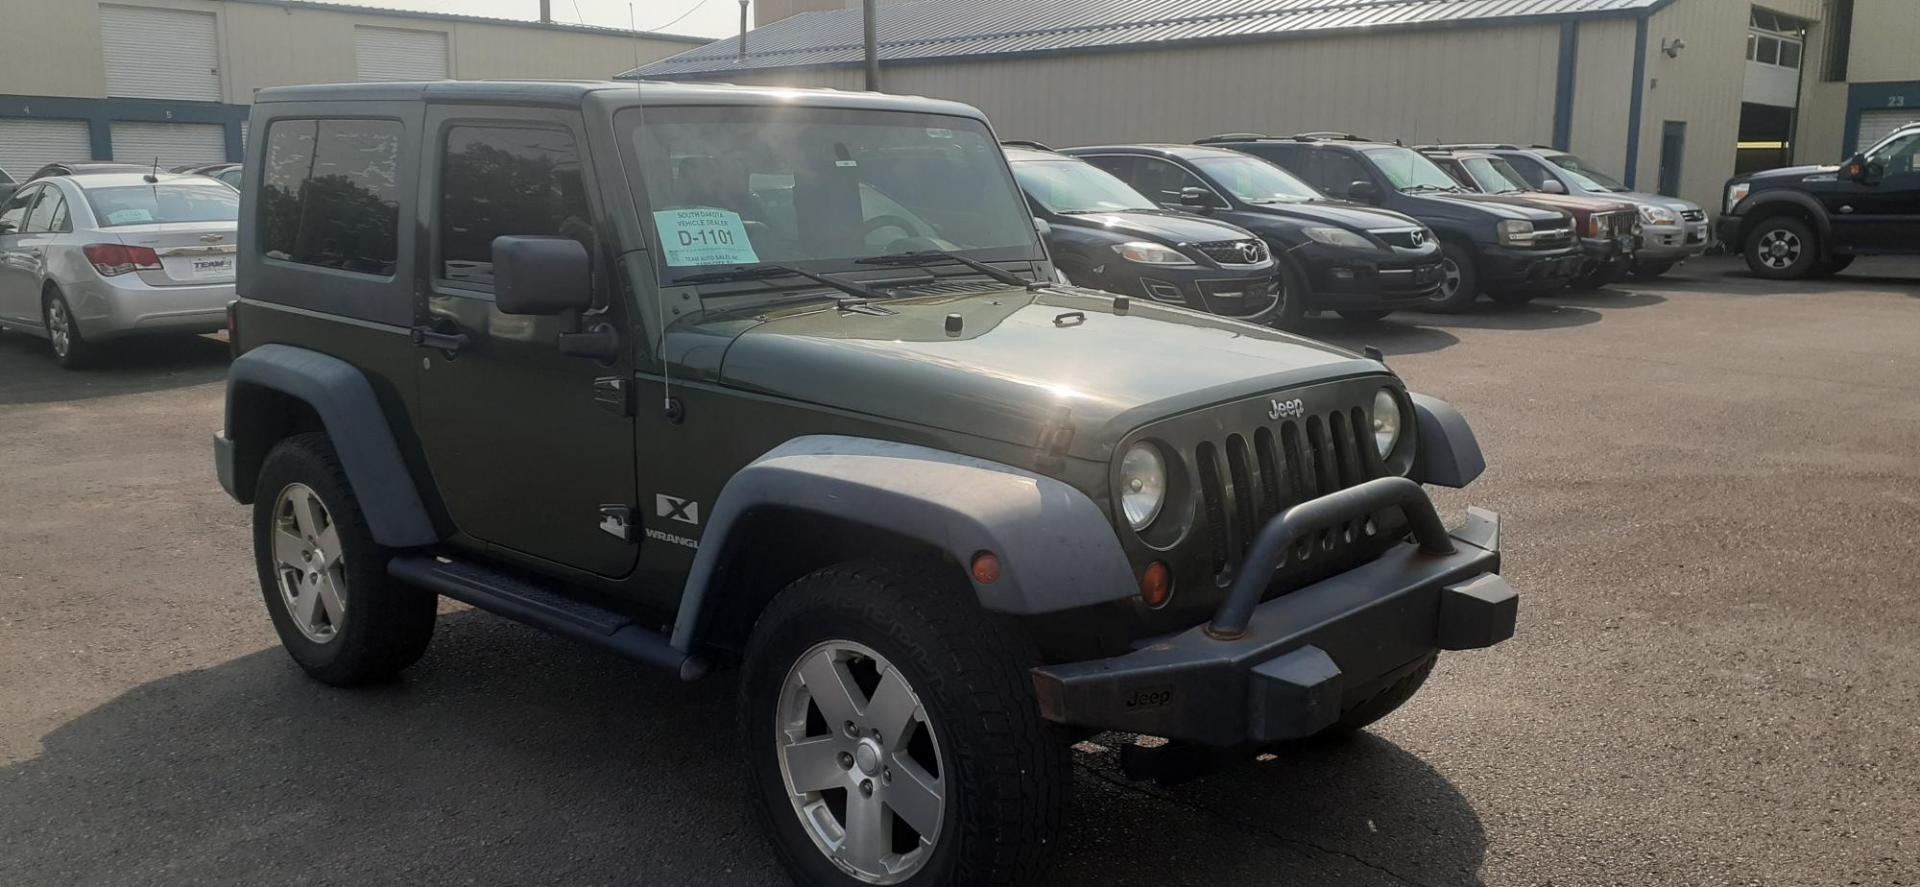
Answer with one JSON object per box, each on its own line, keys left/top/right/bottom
{"left": 836, "top": 298, "right": 897, "bottom": 316}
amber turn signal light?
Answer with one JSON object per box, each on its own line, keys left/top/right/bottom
{"left": 1139, "top": 561, "right": 1172, "bottom": 608}
{"left": 971, "top": 551, "right": 1002, "bottom": 585}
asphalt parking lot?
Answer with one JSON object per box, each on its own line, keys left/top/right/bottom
{"left": 1, "top": 256, "right": 1915, "bottom": 887}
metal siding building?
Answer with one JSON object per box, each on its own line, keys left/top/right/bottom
{"left": 0, "top": 0, "right": 704, "bottom": 175}
{"left": 631, "top": 0, "right": 1913, "bottom": 217}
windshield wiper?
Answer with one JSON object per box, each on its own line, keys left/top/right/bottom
{"left": 674, "top": 262, "right": 887, "bottom": 300}
{"left": 1403, "top": 184, "right": 1462, "bottom": 194}
{"left": 855, "top": 250, "right": 1037, "bottom": 289}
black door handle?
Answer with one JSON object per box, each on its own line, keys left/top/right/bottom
{"left": 410, "top": 327, "right": 469, "bottom": 352}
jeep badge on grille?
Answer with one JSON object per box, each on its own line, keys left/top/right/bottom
{"left": 1268, "top": 397, "right": 1305, "bottom": 421}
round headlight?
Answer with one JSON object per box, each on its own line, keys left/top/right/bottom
{"left": 1119, "top": 443, "right": 1168, "bottom": 530}
{"left": 1371, "top": 388, "right": 1403, "bottom": 458}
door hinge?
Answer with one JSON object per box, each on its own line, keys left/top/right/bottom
{"left": 594, "top": 376, "right": 633, "bottom": 416}
{"left": 598, "top": 505, "right": 634, "bottom": 542}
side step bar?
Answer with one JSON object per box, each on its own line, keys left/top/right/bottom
{"left": 389, "top": 556, "right": 708, "bottom": 681}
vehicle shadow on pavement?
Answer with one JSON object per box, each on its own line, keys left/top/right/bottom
{"left": 0, "top": 610, "right": 1483, "bottom": 887}
{"left": 0, "top": 332, "right": 228, "bottom": 405}
{"left": 1535, "top": 289, "right": 1669, "bottom": 309}
{"left": 1292, "top": 317, "right": 1462, "bottom": 357}
{"left": 1390, "top": 302, "right": 1603, "bottom": 332}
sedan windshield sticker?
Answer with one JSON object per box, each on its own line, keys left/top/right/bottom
{"left": 654, "top": 207, "right": 760, "bottom": 267}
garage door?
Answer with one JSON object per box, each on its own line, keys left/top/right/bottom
{"left": 355, "top": 26, "right": 449, "bottom": 81}
{"left": 1854, "top": 109, "right": 1917, "bottom": 153}
{"left": 100, "top": 5, "right": 222, "bottom": 102}
{"left": 111, "top": 122, "right": 228, "bottom": 168}
{"left": 0, "top": 119, "right": 93, "bottom": 180}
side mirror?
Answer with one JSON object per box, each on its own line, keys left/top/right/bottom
{"left": 1179, "top": 186, "right": 1215, "bottom": 209}
{"left": 1539, "top": 178, "right": 1568, "bottom": 194}
{"left": 1032, "top": 216, "right": 1052, "bottom": 237}
{"left": 493, "top": 235, "right": 592, "bottom": 316}
{"left": 1348, "top": 180, "right": 1382, "bottom": 204}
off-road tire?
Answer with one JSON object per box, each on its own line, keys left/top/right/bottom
{"left": 1631, "top": 259, "right": 1677, "bottom": 278}
{"left": 1743, "top": 216, "right": 1819, "bottom": 279}
{"left": 1426, "top": 241, "right": 1480, "bottom": 313}
{"left": 739, "top": 560, "right": 1068, "bottom": 887}
{"left": 253, "top": 432, "right": 436, "bottom": 686}
{"left": 1336, "top": 309, "right": 1393, "bottom": 323}
{"left": 43, "top": 289, "right": 95, "bottom": 369}
{"left": 1309, "top": 654, "right": 1437, "bottom": 740}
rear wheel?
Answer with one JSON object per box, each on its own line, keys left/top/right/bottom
{"left": 1744, "top": 217, "right": 1818, "bottom": 279}
{"left": 740, "top": 561, "right": 1066, "bottom": 887}
{"left": 1425, "top": 242, "right": 1480, "bottom": 313}
{"left": 43, "top": 290, "right": 94, "bottom": 369}
{"left": 253, "top": 432, "right": 436, "bottom": 686}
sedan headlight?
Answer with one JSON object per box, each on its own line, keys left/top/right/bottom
{"left": 1118, "top": 442, "right": 1168, "bottom": 530}
{"left": 1370, "top": 388, "right": 1403, "bottom": 459}
{"left": 1112, "top": 241, "right": 1195, "bottom": 266}
{"left": 1494, "top": 219, "right": 1536, "bottom": 246}
{"left": 1303, "top": 226, "right": 1374, "bottom": 249}
{"left": 1638, "top": 204, "right": 1678, "bottom": 225}
{"left": 1724, "top": 183, "right": 1751, "bottom": 214}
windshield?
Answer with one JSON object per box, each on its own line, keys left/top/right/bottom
{"left": 625, "top": 106, "right": 1041, "bottom": 287}
{"left": 1012, "top": 158, "right": 1157, "bottom": 213}
{"left": 84, "top": 182, "right": 238, "bottom": 227}
{"left": 1458, "top": 157, "right": 1529, "bottom": 194}
{"left": 1362, "top": 146, "right": 1463, "bottom": 192}
{"left": 1191, "top": 155, "right": 1319, "bottom": 203}
{"left": 1547, "top": 154, "right": 1628, "bottom": 191}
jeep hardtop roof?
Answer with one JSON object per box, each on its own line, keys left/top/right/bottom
{"left": 252, "top": 80, "right": 987, "bottom": 119}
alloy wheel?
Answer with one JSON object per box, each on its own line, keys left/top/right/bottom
{"left": 777, "top": 640, "right": 945, "bottom": 885}
{"left": 46, "top": 299, "right": 71, "bottom": 358}
{"left": 1757, "top": 228, "right": 1802, "bottom": 270}
{"left": 1436, "top": 258, "right": 1463, "bottom": 302}
{"left": 271, "top": 482, "right": 347, "bottom": 644}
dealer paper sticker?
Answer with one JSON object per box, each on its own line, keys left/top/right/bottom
{"left": 654, "top": 207, "right": 760, "bottom": 267}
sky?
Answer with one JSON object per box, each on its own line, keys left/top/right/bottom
{"left": 325, "top": 0, "right": 748, "bottom": 39}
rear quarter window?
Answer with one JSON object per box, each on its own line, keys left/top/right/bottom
{"left": 258, "top": 118, "right": 404, "bottom": 276}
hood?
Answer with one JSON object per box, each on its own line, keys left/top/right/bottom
{"left": 1056, "top": 209, "right": 1254, "bottom": 245}
{"left": 1476, "top": 191, "right": 1630, "bottom": 217}
{"left": 1730, "top": 164, "right": 1836, "bottom": 186}
{"left": 1235, "top": 199, "right": 1422, "bottom": 231}
{"left": 1413, "top": 192, "right": 1565, "bottom": 222}
{"left": 702, "top": 286, "right": 1382, "bottom": 461}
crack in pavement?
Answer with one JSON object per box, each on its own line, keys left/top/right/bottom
{"left": 1074, "top": 761, "right": 1441, "bottom": 887}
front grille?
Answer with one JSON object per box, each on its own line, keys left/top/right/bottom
{"left": 1681, "top": 209, "right": 1705, "bottom": 222}
{"left": 1529, "top": 226, "right": 1575, "bottom": 248}
{"left": 1190, "top": 403, "right": 1393, "bottom": 583}
{"left": 1373, "top": 228, "right": 1427, "bottom": 249}
{"left": 1191, "top": 238, "right": 1269, "bottom": 265}
{"left": 1592, "top": 210, "right": 1635, "bottom": 237}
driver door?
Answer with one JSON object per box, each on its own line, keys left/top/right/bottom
{"left": 1833, "top": 132, "right": 1920, "bottom": 252}
{"left": 412, "top": 107, "right": 639, "bottom": 580}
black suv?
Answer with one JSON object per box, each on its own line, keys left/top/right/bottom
{"left": 1719, "top": 121, "right": 1920, "bottom": 279}
{"left": 214, "top": 81, "right": 1517, "bottom": 887}
{"left": 1060, "top": 143, "right": 1443, "bottom": 323}
{"left": 1003, "top": 143, "right": 1281, "bottom": 322}
{"left": 1201, "top": 134, "right": 1583, "bottom": 311}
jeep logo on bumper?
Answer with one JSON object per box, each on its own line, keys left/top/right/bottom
{"left": 1124, "top": 686, "right": 1173, "bottom": 709}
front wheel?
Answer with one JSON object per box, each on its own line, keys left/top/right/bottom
{"left": 1631, "top": 259, "right": 1677, "bottom": 278}
{"left": 1336, "top": 309, "right": 1392, "bottom": 322}
{"left": 740, "top": 561, "right": 1066, "bottom": 887}
{"left": 1267, "top": 261, "right": 1308, "bottom": 330}
{"left": 1743, "top": 217, "right": 1818, "bottom": 279}
{"left": 1305, "top": 654, "right": 1437, "bottom": 741}
{"left": 1425, "top": 242, "right": 1480, "bottom": 313}
{"left": 1808, "top": 255, "right": 1855, "bottom": 278}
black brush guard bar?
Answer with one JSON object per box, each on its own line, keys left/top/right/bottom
{"left": 1206, "top": 476, "right": 1455, "bottom": 640}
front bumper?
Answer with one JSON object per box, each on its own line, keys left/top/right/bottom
{"left": 1641, "top": 218, "right": 1711, "bottom": 260}
{"left": 1105, "top": 265, "right": 1281, "bottom": 321}
{"left": 1031, "top": 478, "right": 1515, "bottom": 747}
{"left": 1579, "top": 234, "right": 1638, "bottom": 269}
{"left": 1292, "top": 242, "right": 1445, "bottom": 310}
{"left": 1476, "top": 243, "right": 1584, "bottom": 289}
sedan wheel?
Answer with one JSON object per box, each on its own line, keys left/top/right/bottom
{"left": 270, "top": 482, "right": 348, "bottom": 644}
{"left": 46, "top": 299, "right": 72, "bottom": 358}
{"left": 778, "top": 639, "right": 945, "bottom": 885}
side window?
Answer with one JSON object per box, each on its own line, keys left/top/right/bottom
{"left": 1131, "top": 157, "right": 1208, "bottom": 203}
{"left": 258, "top": 118, "right": 404, "bottom": 276}
{"left": 1867, "top": 132, "right": 1920, "bottom": 177}
{"left": 1312, "top": 150, "right": 1372, "bottom": 198}
{"left": 0, "top": 189, "right": 31, "bottom": 235}
{"left": 1505, "top": 156, "right": 1556, "bottom": 190}
{"left": 438, "top": 124, "right": 591, "bottom": 288}
{"left": 27, "top": 190, "right": 69, "bottom": 233}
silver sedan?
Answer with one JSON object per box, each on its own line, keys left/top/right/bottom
{"left": 0, "top": 172, "right": 238, "bottom": 367}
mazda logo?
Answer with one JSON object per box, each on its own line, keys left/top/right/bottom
{"left": 1239, "top": 241, "right": 1261, "bottom": 262}
{"left": 1409, "top": 229, "right": 1425, "bottom": 246}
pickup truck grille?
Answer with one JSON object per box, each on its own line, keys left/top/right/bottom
{"left": 1190, "top": 403, "right": 1390, "bottom": 581}
{"left": 1191, "top": 238, "right": 1270, "bottom": 265}
{"left": 1592, "top": 210, "right": 1637, "bottom": 237}
{"left": 1680, "top": 209, "right": 1705, "bottom": 222}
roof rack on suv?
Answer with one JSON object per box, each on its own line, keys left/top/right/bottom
{"left": 1289, "top": 132, "right": 1371, "bottom": 142}
{"left": 1194, "top": 132, "right": 1274, "bottom": 144}
{"left": 1416, "top": 143, "right": 1522, "bottom": 151}
{"left": 999, "top": 139, "right": 1055, "bottom": 152}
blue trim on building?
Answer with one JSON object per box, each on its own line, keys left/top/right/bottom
{"left": 1553, "top": 22, "right": 1579, "bottom": 151}
{"left": 1623, "top": 15, "right": 1649, "bottom": 189}
{"left": 0, "top": 95, "right": 250, "bottom": 163}
{"left": 1841, "top": 81, "right": 1920, "bottom": 156}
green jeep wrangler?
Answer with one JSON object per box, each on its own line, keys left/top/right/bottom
{"left": 214, "top": 81, "right": 1517, "bottom": 887}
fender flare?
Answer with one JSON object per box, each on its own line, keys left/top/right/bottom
{"left": 1734, "top": 191, "right": 1833, "bottom": 252}
{"left": 669, "top": 435, "right": 1137, "bottom": 652}
{"left": 224, "top": 344, "right": 438, "bottom": 547}
{"left": 1408, "top": 393, "right": 1485, "bottom": 488}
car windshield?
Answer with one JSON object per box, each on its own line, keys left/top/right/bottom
{"left": 623, "top": 105, "right": 1041, "bottom": 289}
{"left": 1190, "top": 154, "right": 1318, "bottom": 203}
{"left": 1547, "top": 154, "right": 1629, "bottom": 191}
{"left": 1458, "top": 157, "right": 1529, "bottom": 194}
{"left": 1011, "top": 158, "right": 1157, "bottom": 213}
{"left": 84, "top": 182, "right": 238, "bottom": 227}
{"left": 1362, "top": 146, "right": 1464, "bottom": 192}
